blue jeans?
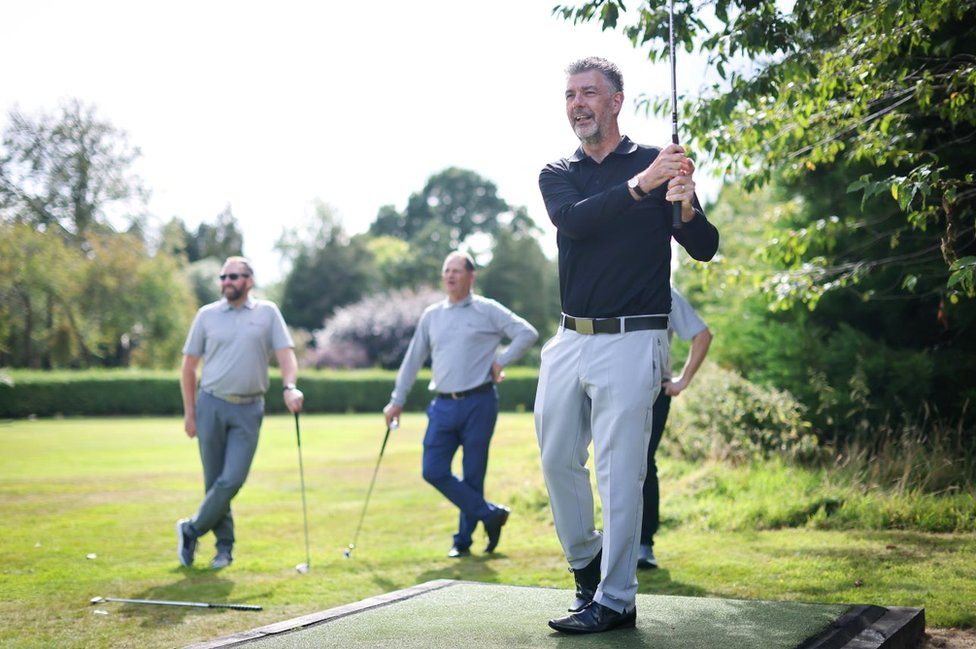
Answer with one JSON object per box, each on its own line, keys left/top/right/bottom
{"left": 640, "top": 388, "right": 671, "bottom": 545}
{"left": 421, "top": 388, "right": 500, "bottom": 549}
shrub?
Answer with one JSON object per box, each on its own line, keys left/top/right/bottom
{"left": 0, "top": 368, "right": 540, "bottom": 417}
{"left": 313, "top": 286, "right": 442, "bottom": 369}
{"left": 665, "top": 362, "right": 823, "bottom": 464}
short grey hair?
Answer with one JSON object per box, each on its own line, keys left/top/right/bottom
{"left": 566, "top": 57, "right": 624, "bottom": 93}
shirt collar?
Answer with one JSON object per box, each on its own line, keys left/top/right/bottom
{"left": 567, "top": 135, "right": 639, "bottom": 163}
{"left": 445, "top": 294, "right": 474, "bottom": 308}
{"left": 220, "top": 296, "right": 256, "bottom": 311}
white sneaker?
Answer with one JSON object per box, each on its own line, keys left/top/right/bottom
{"left": 637, "top": 544, "right": 658, "bottom": 569}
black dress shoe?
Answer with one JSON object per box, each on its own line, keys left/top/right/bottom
{"left": 447, "top": 545, "right": 470, "bottom": 558}
{"left": 548, "top": 601, "right": 636, "bottom": 634}
{"left": 569, "top": 549, "right": 602, "bottom": 612}
{"left": 483, "top": 506, "right": 510, "bottom": 553}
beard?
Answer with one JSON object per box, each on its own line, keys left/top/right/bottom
{"left": 222, "top": 285, "right": 243, "bottom": 301}
{"left": 572, "top": 115, "right": 602, "bottom": 143}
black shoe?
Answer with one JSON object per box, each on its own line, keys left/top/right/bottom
{"left": 549, "top": 601, "right": 637, "bottom": 634}
{"left": 447, "top": 545, "right": 470, "bottom": 558}
{"left": 483, "top": 506, "right": 510, "bottom": 553}
{"left": 569, "top": 549, "right": 602, "bottom": 612}
{"left": 637, "top": 544, "right": 658, "bottom": 570}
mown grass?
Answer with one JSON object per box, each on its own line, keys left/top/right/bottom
{"left": 0, "top": 414, "right": 974, "bottom": 648}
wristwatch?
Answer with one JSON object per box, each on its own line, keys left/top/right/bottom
{"left": 283, "top": 383, "right": 298, "bottom": 392}
{"left": 627, "top": 176, "right": 648, "bottom": 199}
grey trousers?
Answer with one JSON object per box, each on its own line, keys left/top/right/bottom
{"left": 190, "top": 391, "right": 264, "bottom": 553}
{"left": 535, "top": 326, "right": 667, "bottom": 612}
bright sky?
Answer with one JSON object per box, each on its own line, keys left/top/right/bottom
{"left": 2, "top": 0, "right": 716, "bottom": 281}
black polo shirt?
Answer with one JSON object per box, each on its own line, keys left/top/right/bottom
{"left": 539, "top": 136, "right": 719, "bottom": 318}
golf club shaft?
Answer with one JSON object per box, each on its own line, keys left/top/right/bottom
{"left": 348, "top": 425, "right": 392, "bottom": 551}
{"left": 96, "top": 597, "right": 261, "bottom": 610}
{"left": 669, "top": 0, "right": 683, "bottom": 230}
{"left": 294, "top": 412, "right": 311, "bottom": 568}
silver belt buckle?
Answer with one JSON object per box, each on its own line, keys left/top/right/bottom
{"left": 576, "top": 318, "right": 595, "bottom": 335}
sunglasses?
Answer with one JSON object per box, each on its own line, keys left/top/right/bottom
{"left": 219, "top": 273, "right": 251, "bottom": 281}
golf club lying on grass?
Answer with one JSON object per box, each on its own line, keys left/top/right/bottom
{"left": 344, "top": 419, "right": 396, "bottom": 558}
{"left": 294, "top": 411, "right": 311, "bottom": 574}
{"left": 90, "top": 596, "right": 262, "bottom": 611}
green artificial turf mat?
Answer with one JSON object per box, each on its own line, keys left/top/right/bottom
{"left": 237, "top": 582, "right": 850, "bottom": 648}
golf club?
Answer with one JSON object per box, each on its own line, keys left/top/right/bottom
{"left": 669, "top": 0, "right": 683, "bottom": 231}
{"left": 90, "top": 596, "right": 261, "bottom": 611}
{"left": 344, "top": 419, "right": 397, "bottom": 558}
{"left": 294, "top": 411, "right": 311, "bottom": 574}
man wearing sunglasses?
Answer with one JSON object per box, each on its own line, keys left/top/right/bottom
{"left": 177, "top": 256, "right": 303, "bottom": 569}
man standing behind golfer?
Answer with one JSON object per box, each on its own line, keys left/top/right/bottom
{"left": 383, "top": 251, "right": 538, "bottom": 558}
{"left": 536, "top": 57, "right": 719, "bottom": 634}
{"left": 178, "top": 256, "right": 303, "bottom": 569}
{"left": 638, "top": 286, "right": 711, "bottom": 571}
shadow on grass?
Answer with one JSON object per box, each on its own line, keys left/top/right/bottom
{"left": 114, "top": 570, "right": 268, "bottom": 628}
{"left": 637, "top": 568, "right": 708, "bottom": 597}
{"left": 414, "top": 553, "right": 502, "bottom": 585}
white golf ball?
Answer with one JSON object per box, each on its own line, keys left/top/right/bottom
{"left": 295, "top": 563, "right": 309, "bottom": 573}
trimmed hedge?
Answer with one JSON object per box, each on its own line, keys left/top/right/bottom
{"left": 0, "top": 368, "right": 539, "bottom": 418}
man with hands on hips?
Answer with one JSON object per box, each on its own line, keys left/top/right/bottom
{"left": 178, "top": 256, "right": 303, "bottom": 570}
{"left": 638, "top": 286, "right": 712, "bottom": 570}
{"left": 383, "top": 251, "right": 537, "bottom": 558}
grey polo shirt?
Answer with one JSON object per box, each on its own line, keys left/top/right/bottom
{"left": 390, "top": 294, "right": 539, "bottom": 406}
{"left": 665, "top": 287, "right": 708, "bottom": 380}
{"left": 183, "top": 297, "right": 294, "bottom": 397}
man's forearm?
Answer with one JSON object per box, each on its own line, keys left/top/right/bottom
{"left": 180, "top": 366, "right": 197, "bottom": 415}
{"left": 677, "top": 328, "right": 712, "bottom": 384}
{"left": 276, "top": 348, "right": 299, "bottom": 386}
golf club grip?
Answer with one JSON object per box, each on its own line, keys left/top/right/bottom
{"left": 211, "top": 603, "right": 263, "bottom": 610}
{"left": 671, "top": 132, "right": 682, "bottom": 231}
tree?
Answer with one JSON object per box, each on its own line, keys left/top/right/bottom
{"left": 277, "top": 201, "right": 378, "bottom": 330}
{"left": 555, "top": 0, "right": 976, "bottom": 301}
{"left": 369, "top": 167, "right": 536, "bottom": 247}
{"left": 556, "top": 0, "right": 976, "bottom": 431}
{"left": 0, "top": 222, "right": 194, "bottom": 368}
{"left": 185, "top": 205, "right": 244, "bottom": 262}
{"left": 0, "top": 100, "right": 148, "bottom": 242}
{"left": 480, "top": 229, "right": 562, "bottom": 341}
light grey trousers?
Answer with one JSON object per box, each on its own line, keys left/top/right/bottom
{"left": 535, "top": 326, "right": 667, "bottom": 612}
{"left": 190, "top": 391, "right": 264, "bottom": 553}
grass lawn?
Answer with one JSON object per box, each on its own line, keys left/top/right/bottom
{"left": 1, "top": 413, "right": 974, "bottom": 648}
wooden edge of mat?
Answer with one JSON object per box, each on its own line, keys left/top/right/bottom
{"left": 182, "top": 579, "right": 459, "bottom": 649}
{"left": 797, "top": 604, "right": 925, "bottom": 649}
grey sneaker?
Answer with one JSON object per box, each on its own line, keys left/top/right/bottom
{"left": 637, "top": 544, "right": 658, "bottom": 570}
{"left": 210, "top": 552, "right": 233, "bottom": 570}
{"left": 176, "top": 519, "right": 197, "bottom": 567}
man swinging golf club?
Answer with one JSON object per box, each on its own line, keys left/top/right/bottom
{"left": 535, "top": 57, "right": 719, "bottom": 634}
{"left": 177, "top": 256, "right": 303, "bottom": 569}
{"left": 383, "top": 251, "right": 538, "bottom": 558}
